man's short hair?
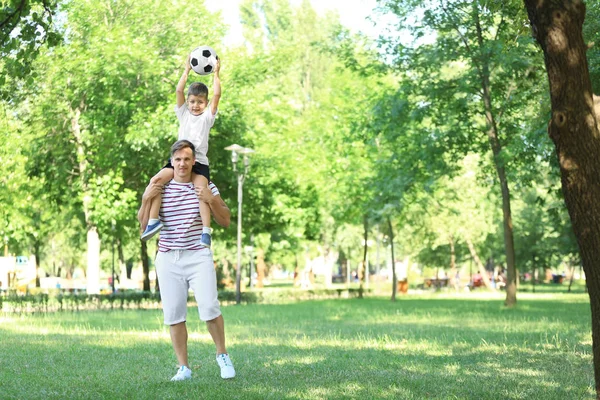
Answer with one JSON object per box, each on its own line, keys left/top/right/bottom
{"left": 171, "top": 140, "right": 196, "bottom": 157}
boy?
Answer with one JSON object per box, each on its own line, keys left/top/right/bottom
{"left": 141, "top": 53, "right": 221, "bottom": 246}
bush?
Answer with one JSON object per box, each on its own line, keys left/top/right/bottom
{"left": 1, "top": 287, "right": 370, "bottom": 314}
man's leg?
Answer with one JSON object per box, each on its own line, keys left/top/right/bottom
{"left": 169, "top": 323, "right": 193, "bottom": 381}
{"left": 206, "top": 315, "right": 227, "bottom": 355}
{"left": 186, "top": 249, "right": 235, "bottom": 379}
{"left": 208, "top": 315, "right": 235, "bottom": 378}
{"left": 155, "top": 251, "right": 192, "bottom": 381}
{"left": 170, "top": 322, "right": 189, "bottom": 367}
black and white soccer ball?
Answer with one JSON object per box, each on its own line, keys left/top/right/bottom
{"left": 190, "top": 45, "right": 218, "bottom": 75}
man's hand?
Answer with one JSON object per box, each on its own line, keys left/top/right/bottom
{"left": 143, "top": 182, "right": 163, "bottom": 202}
{"left": 196, "top": 186, "right": 214, "bottom": 205}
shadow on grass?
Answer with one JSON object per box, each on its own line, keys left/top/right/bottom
{"left": 0, "top": 296, "right": 594, "bottom": 399}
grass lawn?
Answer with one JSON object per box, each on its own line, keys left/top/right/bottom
{"left": 0, "top": 292, "right": 594, "bottom": 399}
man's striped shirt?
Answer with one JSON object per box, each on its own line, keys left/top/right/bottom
{"left": 158, "top": 180, "right": 219, "bottom": 252}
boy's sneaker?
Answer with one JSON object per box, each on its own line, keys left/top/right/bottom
{"left": 141, "top": 221, "right": 163, "bottom": 241}
{"left": 170, "top": 365, "right": 192, "bottom": 381}
{"left": 216, "top": 353, "right": 235, "bottom": 379}
{"left": 201, "top": 232, "right": 212, "bottom": 248}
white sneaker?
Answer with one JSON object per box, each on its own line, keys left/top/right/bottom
{"left": 216, "top": 353, "right": 236, "bottom": 379}
{"left": 170, "top": 365, "right": 192, "bottom": 381}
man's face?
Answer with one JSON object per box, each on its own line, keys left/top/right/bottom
{"left": 187, "top": 94, "right": 208, "bottom": 116}
{"left": 172, "top": 147, "right": 194, "bottom": 181}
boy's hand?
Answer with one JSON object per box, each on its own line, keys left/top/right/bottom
{"left": 185, "top": 53, "right": 192, "bottom": 72}
{"left": 214, "top": 58, "right": 221, "bottom": 76}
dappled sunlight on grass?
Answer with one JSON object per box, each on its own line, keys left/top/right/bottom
{"left": 0, "top": 294, "right": 595, "bottom": 399}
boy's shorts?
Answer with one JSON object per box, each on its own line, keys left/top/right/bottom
{"left": 155, "top": 248, "right": 221, "bottom": 325}
{"left": 163, "top": 160, "right": 210, "bottom": 182}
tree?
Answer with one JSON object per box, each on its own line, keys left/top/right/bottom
{"left": 523, "top": 0, "right": 600, "bottom": 396}
{"left": 236, "top": 0, "right": 385, "bottom": 274}
{"left": 0, "top": 0, "right": 61, "bottom": 100}
{"left": 17, "top": 0, "right": 226, "bottom": 292}
{"left": 376, "top": 0, "right": 548, "bottom": 305}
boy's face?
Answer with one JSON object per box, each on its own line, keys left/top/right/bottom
{"left": 188, "top": 94, "right": 208, "bottom": 116}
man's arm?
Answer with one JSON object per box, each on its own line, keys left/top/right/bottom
{"left": 209, "top": 58, "right": 221, "bottom": 116}
{"left": 137, "top": 183, "right": 163, "bottom": 232}
{"left": 176, "top": 55, "right": 192, "bottom": 108}
{"left": 197, "top": 186, "right": 230, "bottom": 228}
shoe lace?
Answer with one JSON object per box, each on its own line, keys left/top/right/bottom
{"left": 219, "top": 354, "right": 232, "bottom": 367}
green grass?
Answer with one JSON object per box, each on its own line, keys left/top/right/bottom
{"left": 0, "top": 292, "right": 594, "bottom": 399}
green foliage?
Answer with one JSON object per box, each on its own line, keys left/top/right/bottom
{"left": 0, "top": 0, "right": 585, "bottom": 289}
{"left": 0, "top": 287, "right": 371, "bottom": 313}
{"left": 0, "top": 0, "right": 61, "bottom": 100}
{"left": 583, "top": 1, "right": 600, "bottom": 94}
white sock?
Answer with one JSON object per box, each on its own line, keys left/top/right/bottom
{"left": 148, "top": 218, "right": 159, "bottom": 225}
{"left": 202, "top": 227, "right": 213, "bottom": 234}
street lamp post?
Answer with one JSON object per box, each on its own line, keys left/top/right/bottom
{"left": 225, "top": 144, "right": 254, "bottom": 305}
{"left": 111, "top": 222, "right": 116, "bottom": 294}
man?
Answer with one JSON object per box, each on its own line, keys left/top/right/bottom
{"left": 138, "top": 139, "right": 235, "bottom": 382}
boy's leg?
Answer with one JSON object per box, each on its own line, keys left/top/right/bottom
{"left": 149, "top": 168, "right": 175, "bottom": 220}
{"left": 192, "top": 173, "right": 212, "bottom": 247}
{"left": 141, "top": 168, "right": 174, "bottom": 241}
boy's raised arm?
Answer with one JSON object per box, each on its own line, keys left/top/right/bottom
{"left": 176, "top": 54, "right": 192, "bottom": 108}
{"left": 210, "top": 58, "right": 221, "bottom": 116}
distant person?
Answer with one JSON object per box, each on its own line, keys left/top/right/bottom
{"left": 472, "top": 271, "right": 483, "bottom": 288}
{"left": 138, "top": 140, "right": 235, "bottom": 382}
{"left": 141, "top": 52, "right": 222, "bottom": 248}
{"left": 454, "top": 271, "right": 460, "bottom": 291}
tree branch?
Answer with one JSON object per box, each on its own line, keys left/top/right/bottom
{"left": 0, "top": 0, "right": 26, "bottom": 31}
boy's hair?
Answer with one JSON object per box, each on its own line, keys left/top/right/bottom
{"left": 171, "top": 139, "right": 196, "bottom": 157}
{"left": 188, "top": 82, "right": 209, "bottom": 98}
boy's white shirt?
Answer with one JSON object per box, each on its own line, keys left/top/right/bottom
{"left": 174, "top": 103, "right": 217, "bottom": 166}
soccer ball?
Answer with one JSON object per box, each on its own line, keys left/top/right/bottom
{"left": 190, "top": 45, "right": 218, "bottom": 75}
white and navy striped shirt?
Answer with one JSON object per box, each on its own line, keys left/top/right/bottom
{"left": 158, "top": 180, "right": 219, "bottom": 252}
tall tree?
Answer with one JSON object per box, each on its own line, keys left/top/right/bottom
{"left": 237, "top": 0, "right": 384, "bottom": 272}
{"left": 18, "top": 0, "right": 225, "bottom": 292}
{"left": 376, "top": 0, "right": 546, "bottom": 305}
{"left": 523, "top": 0, "right": 600, "bottom": 396}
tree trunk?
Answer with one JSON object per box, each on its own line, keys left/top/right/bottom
{"left": 449, "top": 235, "right": 456, "bottom": 288}
{"left": 568, "top": 259, "right": 575, "bottom": 293}
{"left": 117, "top": 239, "right": 127, "bottom": 285}
{"left": 256, "top": 248, "right": 266, "bottom": 288}
{"left": 140, "top": 240, "right": 150, "bottom": 292}
{"left": 359, "top": 215, "right": 368, "bottom": 299}
{"left": 71, "top": 101, "right": 101, "bottom": 295}
{"left": 466, "top": 238, "right": 494, "bottom": 289}
{"left": 388, "top": 217, "right": 397, "bottom": 302}
{"left": 524, "top": 1, "right": 600, "bottom": 396}
{"left": 473, "top": 6, "right": 517, "bottom": 306}
{"left": 34, "top": 239, "right": 41, "bottom": 288}
{"left": 532, "top": 253, "right": 536, "bottom": 293}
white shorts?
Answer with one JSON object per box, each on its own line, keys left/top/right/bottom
{"left": 155, "top": 249, "right": 221, "bottom": 325}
